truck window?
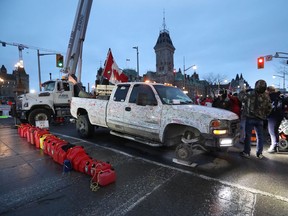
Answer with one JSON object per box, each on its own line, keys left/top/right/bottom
{"left": 154, "top": 85, "right": 193, "bottom": 105}
{"left": 129, "top": 84, "right": 157, "bottom": 106}
{"left": 63, "top": 82, "right": 70, "bottom": 91}
{"left": 113, "top": 84, "right": 130, "bottom": 102}
{"left": 42, "top": 81, "right": 55, "bottom": 91}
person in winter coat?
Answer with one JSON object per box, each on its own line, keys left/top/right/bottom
{"left": 213, "top": 90, "right": 231, "bottom": 111}
{"left": 228, "top": 92, "right": 241, "bottom": 117}
{"left": 266, "top": 86, "right": 288, "bottom": 153}
{"left": 238, "top": 79, "right": 272, "bottom": 159}
{"left": 202, "top": 96, "right": 213, "bottom": 107}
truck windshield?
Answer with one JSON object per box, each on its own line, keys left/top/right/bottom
{"left": 42, "top": 81, "right": 56, "bottom": 91}
{"left": 154, "top": 85, "right": 193, "bottom": 105}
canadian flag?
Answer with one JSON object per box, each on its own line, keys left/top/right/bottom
{"left": 102, "top": 48, "right": 128, "bottom": 84}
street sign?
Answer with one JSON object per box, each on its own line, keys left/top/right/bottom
{"left": 265, "top": 55, "right": 273, "bottom": 61}
{"left": 36, "top": 120, "right": 49, "bottom": 129}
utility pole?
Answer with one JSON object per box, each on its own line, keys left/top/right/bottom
{"left": 133, "top": 46, "right": 139, "bottom": 80}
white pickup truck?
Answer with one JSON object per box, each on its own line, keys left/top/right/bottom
{"left": 70, "top": 82, "right": 240, "bottom": 161}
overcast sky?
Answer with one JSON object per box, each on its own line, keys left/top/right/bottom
{"left": 1, "top": 0, "right": 288, "bottom": 92}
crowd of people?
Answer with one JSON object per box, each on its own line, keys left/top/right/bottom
{"left": 195, "top": 79, "right": 288, "bottom": 159}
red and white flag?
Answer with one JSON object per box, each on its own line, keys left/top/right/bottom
{"left": 102, "top": 48, "right": 128, "bottom": 84}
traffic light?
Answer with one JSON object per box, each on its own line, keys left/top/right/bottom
{"left": 257, "top": 57, "right": 264, "bottom": 69}
{"left": 56, "top": 54, "right": 64, "bottom": 68}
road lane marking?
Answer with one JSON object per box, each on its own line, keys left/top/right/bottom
{"left": 56, "top": 133, "right": 288, "bottom": 204}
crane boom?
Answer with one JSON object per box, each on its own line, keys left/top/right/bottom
{"left": 63, "top": 0, "right": 93, "bottom": 85}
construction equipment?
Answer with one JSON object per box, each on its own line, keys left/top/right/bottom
{"left": 15, "top": 0, "right": 93, "bottom": 125}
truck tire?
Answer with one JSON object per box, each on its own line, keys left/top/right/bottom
{"left": 76, "top": 114, "right": 93, "bottom": 138}
{"left": 28, "top": 109, "right": 51, "bottom": 126}
{"left": 175, "top": 143, "right": 193, "bottom": 161}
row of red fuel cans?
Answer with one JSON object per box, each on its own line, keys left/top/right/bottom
{"left": 17, "top": 123, "right": 116, "bottom": 187}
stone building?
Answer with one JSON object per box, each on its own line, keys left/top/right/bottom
{"left": 0, "top": 65, "right": 29, "bottom": 102}
{"left": 142, "top": 18, "right": 207, "bottom": 100}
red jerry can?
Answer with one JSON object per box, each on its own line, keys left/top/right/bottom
{"left": 19, "top": 124, "right": 29, "bottom": 137}
{"left": 41, "top": 135, "right": 51, "bottom": 154}
{"left": 95, "top": 169, "right": 116, "bottom": 186}
{"left": 78, "top": 157, "right": 93, "bottom": 173}
{"left": 34, "top": 129, "right": 50, "bottom": 148}
{"left": 90, "top": 160, "right": 112, "bottom": 177}
{"left": 51, "top": 140, "right": 69, "bottom": 162}
{"left": 17, "top": 125, "right": 22, "bottom": 135}
{"left": 21, "top": 124, "right": 31, "bottom": 138}
{"left": 84, "top": 158, "right": 93, "bottom": 175}
{"left": 43, "top": 135, "right": 59, "bottom": 155}
{"left": 39, "top": 134, "right": 53, "bottom": 150}
{"left": 54, "top": 147, "right": 68, "bottom": 165}
{"left": 66, "top": 146, "right": 86, "bottom": 162}
{"left": 54, "top": 143, "right": 75, "bottom": 165}
{"left": 28, "top": 126, "right": 39, "bottom": 145}
{"left": 72, "top": 152, "right": 91, "bottom": 172}
{"left": 18, "top": 123, "right": 29, "bottom": 136}
{"left": 27, "top": 126, "right": 34, "bottom": 144}
{"left": 48, "top": 138, "right": 65, "bottom": 157}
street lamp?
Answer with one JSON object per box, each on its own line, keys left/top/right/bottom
{"left": 132, "top": 46, "right": 139, "bottom": 80}
{"left": 126, "top": 58, "right": 130, "bottom": 68}
{"left": 183, "top": 57, "right": 197, "bottom": 90}
{"left": 14, "top": 60, "right": 24, "bottom": 68}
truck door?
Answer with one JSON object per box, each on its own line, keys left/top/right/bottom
{"left": 122, "top": 84, "right": 162, "bottom": 141}
{"left": 106, "top": 84, "right": 130, "bottom": 133}
{"left": 53, "top": 81, "right": 73, "bottom": 105}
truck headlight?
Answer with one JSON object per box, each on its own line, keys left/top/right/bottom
{"left": 213, "top": 129, "right": 228, "bottom": 135}
{"left": 210, "top": 120, "right": 229, "bottom": 135}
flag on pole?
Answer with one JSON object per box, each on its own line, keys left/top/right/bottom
{"left": 102, "top": 48, "right": 128, "bottom": 84}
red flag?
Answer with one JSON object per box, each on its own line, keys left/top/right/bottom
{"left": 102, "top": 49, "right": 128, "bottom": 84}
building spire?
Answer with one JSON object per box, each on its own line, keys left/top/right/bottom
{"left": 162, "top": 9, "right": 166, "bottom": 31}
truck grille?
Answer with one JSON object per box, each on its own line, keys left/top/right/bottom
{"left": 230, "top": 119, "right": 240, "bottom": 135}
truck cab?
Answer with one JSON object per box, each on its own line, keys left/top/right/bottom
{"left": 16, "top": 79, "right": 74, "bottom": 125}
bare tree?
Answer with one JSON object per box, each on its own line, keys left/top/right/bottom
{"left": 202, "top": 72, "right": 227, "bottom": 97}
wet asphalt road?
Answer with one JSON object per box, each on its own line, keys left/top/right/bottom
{"left": 1, "top": 117, "right": 288, "bottom": 216}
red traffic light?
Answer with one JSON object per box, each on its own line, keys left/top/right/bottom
{"left": 257, "top": 57, "right": 264, "bottom": 69}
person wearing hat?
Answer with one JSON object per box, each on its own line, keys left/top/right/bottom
{"left": 238, "top": 79, "right": 272, "bottom": 159}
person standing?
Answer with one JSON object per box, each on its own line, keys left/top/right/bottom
{"left": 228, "top": 92, "right": 241, "bottom": 117}
{"left": 213, "top": 90, "right": 231, "bottom": 111}
{"left": 266, "top": 86, "right": 288, "bottom": 153}
{"left": 239, "top": 79, "right": 272, "bottom": 159}
{"left": 202, "top": 95, "right": 213, "bottom": 107}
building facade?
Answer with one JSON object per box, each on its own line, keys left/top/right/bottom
{"left": 0, "top": 65, "right": 29, "bottom": 103}
{"left": 142, "top": 18, "right": 208, "bottom": 100}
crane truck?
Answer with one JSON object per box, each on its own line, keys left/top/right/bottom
{"left": 16, "top": 0, "right": 93, "bottom": 125}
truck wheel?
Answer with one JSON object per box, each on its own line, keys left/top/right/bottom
{"left": 175, "top": 143, "right": 193, "bottom": 161}
{"left": 76, "top": 115, "right": 93, "bottom": 138}
{"left": 279, "top": 139, "right": 288, "bottom": 151}
{"left": 28, "top": 109, "right": 51, "bottom": 126}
